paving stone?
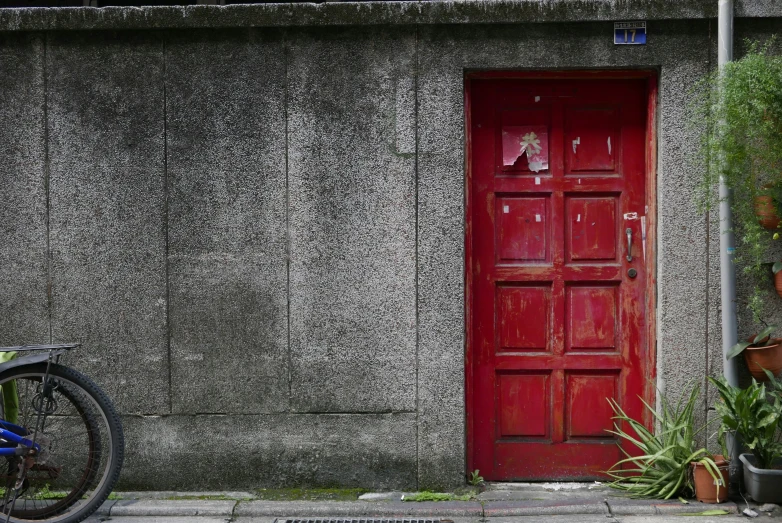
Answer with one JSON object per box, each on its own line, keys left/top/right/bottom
{"left": 235, "top": 500, "right": 483, "bottom": 517}
{"left": 110, "top": 499, "right": 236, "bottom": 517}
{"left": 607, "top": 498, "right": 738, "bottom": 516}
{"left": 482, "top": 499, "right": 609, "bottom": 517}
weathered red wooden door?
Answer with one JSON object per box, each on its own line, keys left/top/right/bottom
{"left": 467, "top": 77, "right": 655, "bottom": 480}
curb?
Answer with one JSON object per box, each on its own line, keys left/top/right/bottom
{"left": 607, "top": 499, "right": 740, "bottom": 516}
{"left": 234, "top": 501, "right": 484, "bottom": 518}
{"left": 482, "top": 500, "right": 608, "bottom": 517}
{"left": 108, "top": 500, "right": 238, "bottom": 517}
{"left": 91, "top": 498, "right": 742, "bottom": 518}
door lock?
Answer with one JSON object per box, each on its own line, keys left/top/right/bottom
{"left": 628, "top": 268, "right": 638, "bottom": 279}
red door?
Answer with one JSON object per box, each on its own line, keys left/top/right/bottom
{"left": 467, "top": 76, "right": 655, "bottom": 480}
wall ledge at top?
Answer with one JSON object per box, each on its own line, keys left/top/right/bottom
{"left": 0, "top": 0, "right": 776, "bottom": 32}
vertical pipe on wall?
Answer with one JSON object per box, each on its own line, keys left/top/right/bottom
{"left": 717, "top": 0, "right": 738, "bottom": 388}
{"left": 717, "top": 0, "right": 740, "bottom": 471}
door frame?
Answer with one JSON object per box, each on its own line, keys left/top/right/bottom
{"left": 463, "top": 70, "right": 659, "bottom": 476}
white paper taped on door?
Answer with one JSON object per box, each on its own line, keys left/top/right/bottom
{"left": 501, "top": 126, "right": 549, "bottom": 173}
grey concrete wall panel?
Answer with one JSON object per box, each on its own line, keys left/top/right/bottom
{"left": 165, "top": 29, "right": 289, "bottom": 414}
{"left": 119, "top": 413, "right": 416, "bottom": 489}
{"left": 416, "top": 27, "right": 467, "bottom": 490}
{"left": 656, "top": 55, "right": 712, "bottom": 419}
{"left": 0, "top": 33, "right": 48, "bottom": 346}
{"left": 287, "top": 28, "right": 417, "bottom": 413}
{"left": 47, "top": 32, "right": 168, "bottom": 415}
{"left": 3, "top": 1, "right": 782, "bottom": 33}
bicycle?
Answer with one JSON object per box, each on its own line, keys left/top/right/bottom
{"left": 0, "top": 344, "right": 124, "bottom": 523}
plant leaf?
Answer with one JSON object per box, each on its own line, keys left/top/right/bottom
{"left": 753, "top": 325, "right": 778, "bottom": 345}
{"left": 727, "top": 341, "right": 751, "bottom": 359}
{"left": 679, "top": 510, "right": 730, "bottom": 516}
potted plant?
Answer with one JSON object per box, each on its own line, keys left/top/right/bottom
{"left": 690, "top": 40, "right": 782, "bottom": 316}
{"left": 605, "top": 384, "right": 725, "bottom": 501}
{"left": 691, "top": 455, "right": 729, "bottom": 504}
{"left": 709, "top": 376, "right": 782, "bottom": 503}
{"left": 726, "top": 324, "right": 782, "bottom": 381}
{"left": 773, "top": 257, "right": 782, "bottom": 298}
{"left": 754, "top": 183, "right": 782, "bottom": 230}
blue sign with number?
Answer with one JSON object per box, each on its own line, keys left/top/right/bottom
{"left": 614, "top": 21, "right": 646, "bottom": 45}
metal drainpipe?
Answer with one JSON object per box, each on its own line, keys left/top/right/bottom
{"left": 717, "top": 0, "right": 741, "bottom": 474}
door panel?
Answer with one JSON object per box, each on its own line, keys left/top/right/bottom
{"left": 468, "top": 78, "right": 653, "bottom": 480}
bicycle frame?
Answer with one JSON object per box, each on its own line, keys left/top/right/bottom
{"left": 0, "top": 422, "right": 41, "bottom": 456}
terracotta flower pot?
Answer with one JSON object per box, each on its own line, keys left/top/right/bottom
{"left": 754, "top": 195, "right": 781, "bottom": 230}
{"left": 775, "top": 270, "right": 782, "bottom": 299}
{"left": 691, "top": 456, "right": 729, "bottom": 503}
{"left": 743, "top": 339, "right": 782, "bottom": 381}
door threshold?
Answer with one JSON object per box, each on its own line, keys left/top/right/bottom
{"left": 486, "top": 482, "right": 606, "bottom": 491}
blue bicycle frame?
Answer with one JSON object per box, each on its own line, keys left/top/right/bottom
{"left": 0, "top": 345, "right": 79, "bottom": 460}
{"left": 0, "top": 420, "right": 41, "bottom": 456}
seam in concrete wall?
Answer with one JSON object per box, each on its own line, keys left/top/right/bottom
{"left": 163, "top": 36, "right": 173, "bottom": 415}
{"left": 43, "top": 31, "right": 52, "bottom": 345}
{"left": 413, "top": 24, "right": 420, "bottom": 492}
{"left": 284, "top": 30, "right": 292, "bottom": 414}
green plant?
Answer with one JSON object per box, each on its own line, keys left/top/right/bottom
{"left": 726, "top": 324, "right": 780, "bottom": 359}
{"left": 467, "top": 469, "right": 484, "bottom": 486}
{"left": 31, "top": 484, "right": 67, "bottom": 501}
{"left": 605, "top": 384, "right": 719, "bottom": 499}
{"left": 709, "top": 376, "right": 782, "bottom": 469}
{"left": 402, "top": 491, "right": 474, "bottom": 502}
{"left": 689, "top": 39, "right": 782, "bottom": 317}
{"left": 764, "top": 367, "right": 782, "bottom": 396}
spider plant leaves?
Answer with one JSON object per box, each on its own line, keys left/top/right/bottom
{"left": 727, "top": 341, "right": 752, "bottom": 359}
{"left": 604, "top": 384, "right": 716, "bottom": 499}
{"left": 753, "top": 325, "right": 778, "bottom": 345}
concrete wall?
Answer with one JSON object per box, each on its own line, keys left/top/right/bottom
{"left": 1, "top": 2, "right": 780, "bottom": 490}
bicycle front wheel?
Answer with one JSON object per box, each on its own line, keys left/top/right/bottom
{"left": 0, "top": 362, "right": 124, "bottom": 523}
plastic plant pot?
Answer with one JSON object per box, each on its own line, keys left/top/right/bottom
{"left": 739, "top": 454, "right": 782, "bottom": 503}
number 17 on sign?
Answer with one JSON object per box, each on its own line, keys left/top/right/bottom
{"left": 614, "top": 21, "right": 647, "bottom": 45}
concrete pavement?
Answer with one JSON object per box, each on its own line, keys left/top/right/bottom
{"left": 75, "top": 483, "right": 782, "bottom": 523}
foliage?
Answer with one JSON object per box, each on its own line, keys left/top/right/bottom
{"left": 680, "top": 509, "right": 731, "bottom": 516}
{"left": 726, "top": 324, "right": 780, "bottom": 359}
{"left": 31, "top": 484, "right": 66, "bottom": 501}
{"left": 764, "top": 367, "right": 782, "bottom": 397}
{"left": 709, "top": 376, "right": 782, "bottom": 469}
{"left": 605, "top": 384, "right": 719, "bottom": 499}
{"left": 689, "top": 39, "right": 782, "bottom": 317}
{"left": 254, "top": 488, "right": 368, "bottom": 501}
{"left": 467, "top": 469, "right": 484, "bottom": 486}
{"left": 402, "top": 491, "right": 474, "bottom": 502}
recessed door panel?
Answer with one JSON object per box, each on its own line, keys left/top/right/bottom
{"left": 469, "top": 77, "right": 653, "bottom": 480}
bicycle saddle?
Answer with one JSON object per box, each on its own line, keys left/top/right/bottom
{"left": 0, "top": 344, "right": 81, "bottom": 353}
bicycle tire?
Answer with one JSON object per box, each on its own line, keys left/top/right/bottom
{"left": 0, "top": 363, "right": 124, "bottom": 523}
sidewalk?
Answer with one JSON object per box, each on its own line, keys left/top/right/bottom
{"left": 81, "top": 483, "right": 781, "bottom": 522}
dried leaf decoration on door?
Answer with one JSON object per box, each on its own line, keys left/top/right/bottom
{"left": 502, "top": 126, "right": 549, "bottom": 173}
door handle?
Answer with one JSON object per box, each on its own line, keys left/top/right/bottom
{"left": 626, "top": 228, "right": 633, "bottom": 262}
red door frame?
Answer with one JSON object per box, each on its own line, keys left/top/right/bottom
{"left": 463, "top": 70, "right": 659, "bottom": 476}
